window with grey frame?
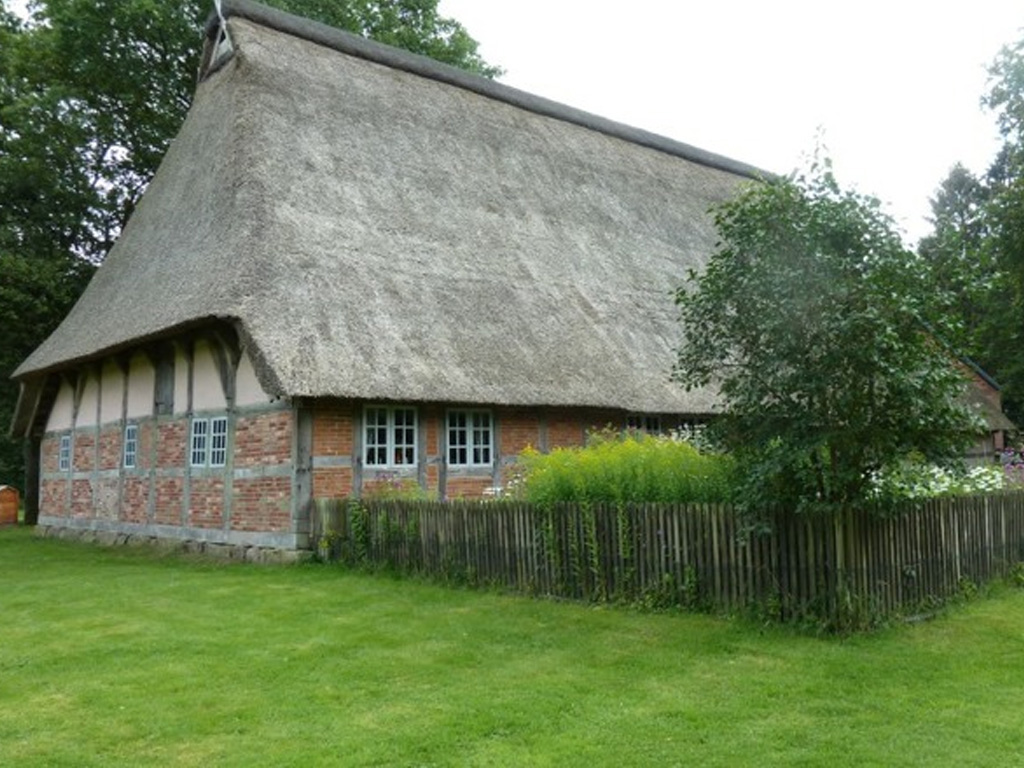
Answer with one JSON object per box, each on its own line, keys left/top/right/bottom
{"left": 447, "top": 410, "right": 493, "bottom": 467}
{"left": 123, "top": 424, "right": 138, "bottom": 468}
{"left": 364, "top": 406, "right": 417, "bottom": 467}
{"left": 189, "top": 416, "right": 228, "bottom": 468}
{"left": 58, "top": 434, "right": 71, "bottom": 471}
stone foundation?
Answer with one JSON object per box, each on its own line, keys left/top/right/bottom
{"left": 34, "top": 524, "right": 313, "bottom": 564}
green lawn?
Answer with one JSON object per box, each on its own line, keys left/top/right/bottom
{"left": 1, "top": 526, "right": 1022, "bottom": 766}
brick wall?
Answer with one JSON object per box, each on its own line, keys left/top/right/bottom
{"left": 39, "top": 389, "right": 638, "bottom": 539}
{"left": 313, "top": 467, "right": 352, "bottom": 498}
{"left": 94, "top": 478, "right": 119, "bottom": 520}
{"left": 73, "top": 434, "right": 95, "bottom": 473}
{"left": 70, "top": 478, "right": 92, "bottom": 518}
{"left": 232, "top": 477, "right": 291, "bottom": 532}
{"left": 547, "top": 414, "right": 586, "bottom": 449}
{"left": 499, "top": 408, "right": 541, "bottom": 455}
{"left": 122, "top": 477, "right": 148, "bottom": 523}
{"left": 41, "top": 436, "right": 60, "bottom": 474}
{"left": 156, "top": 422, "right": 186, "bottom": 468}
{"left": 236, "top": 411, "right": 292, "bottom": 467}
{"left": 154, "top": 477, "right": 183, "bottom": 525}
{"left": 190, "top": 477, "right": 225, "bottom": 528}
{"left": 41, "top": 479, "right": 67, "bottom": 517}
{"left": 312, "top": 402, "right": 354, "bottom": 499}
{"left": 99, "top": 426, "right": 121, "bottom": 471}
{"left": 137, "top": 422, "right": 154, "bottom": 471}
{"left": 446, "top": 476, "right": 493, "bottom": 499}
{"left": 312, "top": 403, "right": 353, "bottom": 456}
{"left": 424, "top": 405, "right": 441, "bottom": 456}
{"left": 41, "top": 402, "right": 299, "bottom": 536}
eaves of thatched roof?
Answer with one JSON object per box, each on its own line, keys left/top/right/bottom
{"left": 13, "top": 0, "right": 769, "bottom": 418}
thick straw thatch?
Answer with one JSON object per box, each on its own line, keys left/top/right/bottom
{"left": 14, "top": 0, "right": 766, "bottom": 416}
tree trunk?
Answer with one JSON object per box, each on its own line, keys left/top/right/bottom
{"left": 22, "top": 436, "right": 39, "bottom": 526}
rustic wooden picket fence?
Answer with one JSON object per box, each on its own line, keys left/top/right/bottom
{"left": 312, "top": 494, "right": 1024, "bottom": 624}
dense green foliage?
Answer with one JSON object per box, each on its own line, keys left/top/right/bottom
{"left": 918, "top": 164, "right": 997, "bottom": 355}
{"left": 4, "top": 528, "right": 1024, "bottom": 765}
{"left": 920, "top": 34, "right": 1024, "bottom": 424}
{"left": 0, "top": 0, "right": 498, "bottom": 491}
{"left": 515, "top": 431, "right": 735, "bottom": 504}
{"left": 675, "top": 162, "right": 980, "bottom": 514}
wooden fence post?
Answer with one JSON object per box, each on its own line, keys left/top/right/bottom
{"left": 833, "top": 506, "right": 847, "bottom": 622}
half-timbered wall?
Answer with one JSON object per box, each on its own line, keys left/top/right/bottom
{"left": 309, "top": 402, "right": 687, "bottom": 500}
{"left": 37, "top": 330, "right": 704, "bottom": 548}
{"left": 38, "top": 331, "right": 308, "bottom": 549}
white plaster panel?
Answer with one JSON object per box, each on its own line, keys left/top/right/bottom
{"left": 126, "top": 353, "right": 155, "bottom": 419}
{"left": 77, "top": 373, "right": 100, "bottom": 428}
{"left": 192, "top": 339, "right": 227, "bottom": 411}
{"left": 235, "top": 349, "right": 272, "bottom": 406}
{"left": 46, "top": 380, "right": 75, "bottom": 431}
{"left": 99, "top": 361, "right": 123, "bottom": 424}
{"left": 173, "top": 345, "right": 189, "bottom": 415}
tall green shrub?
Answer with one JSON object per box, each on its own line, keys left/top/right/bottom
{"left": 674, "top": 161, "right": 980, "bottom": 514}
{"left": 516, "top": 431, "right": 734, "bottom": 504}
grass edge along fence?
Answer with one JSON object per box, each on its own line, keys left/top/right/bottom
{"left": 312, "top": 494, "right": 1024, "bottom": 627}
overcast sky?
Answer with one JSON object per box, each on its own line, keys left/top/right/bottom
{"left": 439, "top": 0, "right": 1024, "bottom": 245}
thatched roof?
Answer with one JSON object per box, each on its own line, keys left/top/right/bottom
{"left": 14, "top": 0, "right": 765, "bottom": 416}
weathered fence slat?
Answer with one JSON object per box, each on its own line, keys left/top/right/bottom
{"left": 311, "top": 495, "right": 1024, "bottom": 623}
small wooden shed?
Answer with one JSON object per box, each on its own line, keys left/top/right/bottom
{"left": 0, "top": 486, "right": 19, "bottom": 526}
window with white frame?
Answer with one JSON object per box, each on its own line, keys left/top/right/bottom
{"left": 364, "top": 406, "right": 417, "bottom": 467}
{"left": 210, "top": 417, "right": 228, "bottom": 467}
{"left": 59, "top": 434, "right": 71, "bottom": 471}
{"left": 190, "top": 418, "right": 208, "bottom": 467}
{"left": 447, "top": 410, "right": 493, "bottom": 467}
{"left": 190, "top": 416, "right": 229, "bottom": 468}
{"left": 123, "top": 424, "right": 138, "bottom": 469}
{"left": 626, "top": 414, "right": 662, "bottom": 434}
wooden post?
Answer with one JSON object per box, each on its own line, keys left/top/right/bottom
{"left": 833, "top": 507, "right": 846, "bottom": 621}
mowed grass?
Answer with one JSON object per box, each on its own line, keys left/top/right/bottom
{"left": 1, "top": 527, "right": 1023, "bottom": 767}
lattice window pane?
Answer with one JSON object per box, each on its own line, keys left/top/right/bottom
{"left": 365, "top": 406, "right": 418, "bottom": 467}
{"left": 393, "top": 408, "right": 416, "bottom": 466}
{"left": 365, "top": 408, "right": 389, "bottom": 466}
{"left": 190, "top": 418, "right": 209, "bottom": 467}
{"left": 472, "top": 412, "right": 491, "bottom": 465}
{"left": 123, "top": 424, "right": 138, "bottom": 469}
{"left": 210, "top": 417, "right": 228, "bottom": 467}
{"left": 59, "top": 435, "right": 71, "bottom": 472}
{"left": 448, "top": 410, "right": 492, "bottom": 467}
{"left": 448, "top": 411, "right": 468, "bottom": 465}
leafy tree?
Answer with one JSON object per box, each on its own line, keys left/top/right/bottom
{"left": 981, "top": 38, "right": 1024, "bottom": 419}
{"left": 674, "top": 162, "right": 980, "bottom": 515}
{"left": 918, "top": 35, "right": 1024, "bottom": 426}
{"left": 917, "top": 164, "right": 1001, "bottom": 363}
{"left": 270, "top": 0, "right": 501, "bottom": 77}
{"left": 0, "top": 0, "right": 498, "bottom": 498}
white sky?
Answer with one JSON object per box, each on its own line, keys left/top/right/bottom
{"left": 439, "top": 0, "right": 1024, "bottom": 245}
